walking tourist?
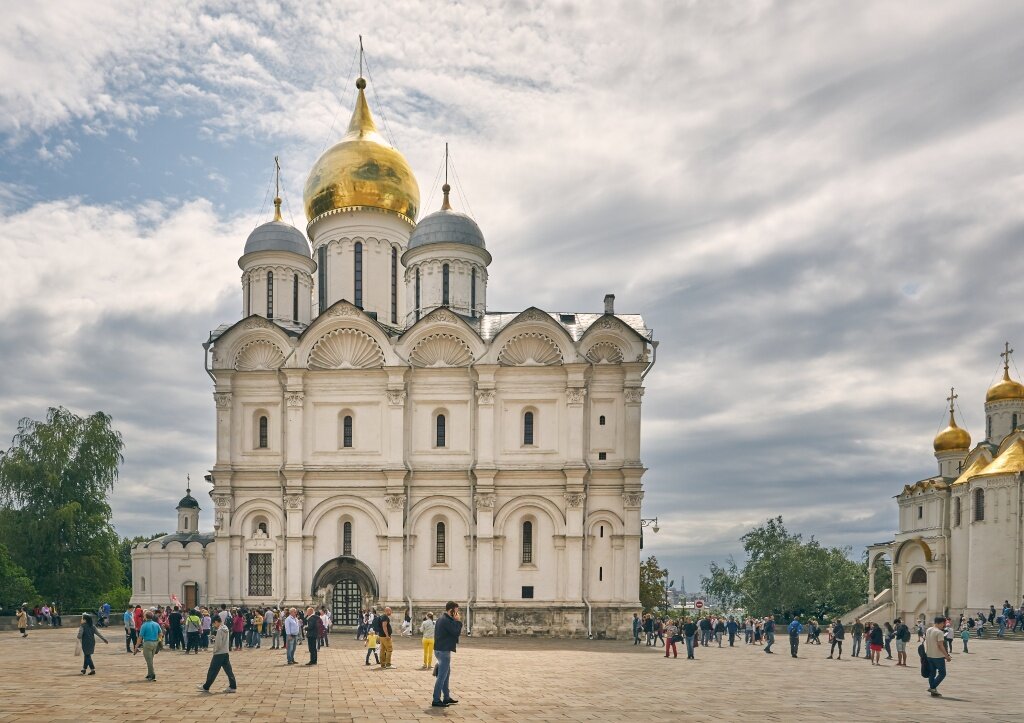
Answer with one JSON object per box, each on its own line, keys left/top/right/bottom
{"left": 894, "top": 618, "right": 910, "bottom": 666}
{"left": 77, "top": 614, "right": 108, "bottom": 675}
{"left": 632, "top": 613, "right": 642, "bottom": 645}
{"left": 431, "top": 601, "right": 462, "bottom": 708}
{"left": 198, "top": 616, "right": 237, "bottom": 693}
{"left": 828, "top": 620, "right": 844, "bottom": 659}
{"left": 132, "top": 604, "right": 144, "bottom": 652}
{"left": 365, "top": 627, "right": 380, "bottom": 665}
{"left": 726, "top": 616, "right": 738, "bottom": 646}
{"left": 960, "top": 625, "right": 970, "bottom": 653}
{"left": 664, "top": 619, "right": 679, "bottom": 658}
{"left": 851, "top": 618, "right": 863, "bottom": 657}
{"left": 123, "top": 607, "right": 136, "bottom": 652}
{"left": 168, "top": 606, "right": 183, "bottom": 650}
{"left": 714, "top": 618, "right": 726, "bottom": 647}
{"left": 284, "top": 608, "right": 300, "bottom": 664}
{"left": 868, "top": 620, "right": 884, "bottom": 665}
{"left": 377, "top": 606, "right": 394, "bottom": 669}
{"left": 271, "top": 611, "right": 282, "bottom": 649}
{"left": 231, "top": 609, "right": 245, "bottom": 650}
{"left": 304, "top": 607, "right": 320, "bottom": 665}
{"left": 788, "top": 617, "right": 801, "bottom": 658}
{"left": 763, "top": 616, "right": 776, "bottom": 654}
{"left": 925, "top": 616, "right": 952, "bottom": 697}
{"left": 683, "top": 617, "right": 698, "bottom": 659}
{"left": 643, "top": 614, "right": 654, "bottom": 645}
{"left": 201, "top": 609, "right": 212, "bottom": 650}
{"left": 863, "top": 623, "right": 873, "bottom": 659}
{"left": 185, "top": 608, "right": 202, "bottom": 653}
{"left": 421, "top": 612, "right": 436, "bottom": 669}
{"left": 139, "top": 611, "right": 161, "bottom": 681}
{"left": 17, "top": 606, "right": 28, "bottom": 637}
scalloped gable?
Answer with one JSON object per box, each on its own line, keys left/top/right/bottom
{"left": 208, "top": 315, "right": 296, "bottom": 370}
{"left": 396, "top": 307, "right": 486, "bottom": 354}
{"left": 478, "top": 309, "right": 650, "bottom": 343}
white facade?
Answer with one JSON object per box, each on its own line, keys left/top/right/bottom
{"left": 859, "top": 362, "right": 1024, "bottom": 625}
{"left": 132, "top": 77, "right": 655, "bottom": 638}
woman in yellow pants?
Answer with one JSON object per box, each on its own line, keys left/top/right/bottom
{"left": 420, "top": 612, "right": 436, "bottom": 670}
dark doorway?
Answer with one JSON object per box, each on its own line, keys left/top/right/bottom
{"left": 333, "top": 578, "right": 362, "bottom": 626}
{"left": 184, "top": 583, "right": 198, "bottom": 610}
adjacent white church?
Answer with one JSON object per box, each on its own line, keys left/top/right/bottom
{"left": 856, "top": 346, "right": 1024, "bottom": 624}
{"left": 131, "top": 74, "right": 656, "bottom": 638}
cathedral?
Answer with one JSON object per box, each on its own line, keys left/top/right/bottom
{"left": 130, "top": 74, "right": 655, "bottom": 638}
{"left": 856, "top": 345, "right": 1024, "bottom": 624}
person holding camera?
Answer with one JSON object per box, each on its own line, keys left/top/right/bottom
{"left": 431, "top": 601, "right": 463, "bottom": 708}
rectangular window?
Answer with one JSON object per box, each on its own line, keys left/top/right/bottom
{"left": 343, "top": 521, "right": 352, "bottom": 556}
{"left": 317, "top": 246, "right": 327, "bottom": 312}
{"left": 599, "top": 566, "right": 603, "bottom": 582}
{"left": 442, "top": 264, "right": 450, "bottom": 305}
{"left": 436, "top": 414, "right": 446, "bottom": 448}
{"left": 471, "top": 267, "right": 477, "bottom": 317}
{"left": 292, "top": 274, "right": 299, "bottom": 322}
{"left": 248, "top": 553, "right": 272, "bottom": 596}
{"left": 917, "top": 506, "right": 923, "bottom": 519}
{"left": 354, "top": 242, "right": 363, "bottom": 309}
{"left": 598, "top": 452, "right": 607, "bottom": 460}
{"left": 521, "top": 586, "right": 534, "bottom": 599}
{"left": 391, "top": 247, "right": 398, "bottom": 324}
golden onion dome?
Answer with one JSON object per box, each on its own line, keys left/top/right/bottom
{"left": 986, "top": 368, "right": 1024, "bottom": 402}
{"left": 303, "top": 77, "right": 420, "bottom": 226}
{"left": 933, "top": 412, "right": 971, "bottom": 453}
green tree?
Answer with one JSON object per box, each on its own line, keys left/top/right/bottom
{"left": 639, "top": 555, "right": 668, "bottom": 612}
{"left": 700, "top": 556, "right": 742, "bottom": 610}
{"left": 0, "top": 542, "right": 38, "bottom": 612}
{"left": 0, "top": 407, "right": 124, "bottom": 610}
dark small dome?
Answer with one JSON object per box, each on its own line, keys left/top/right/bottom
{"left": 176, "top": 492, "right": 200, "bottom": 510}
{"left": 243, "top": 220, "right": 311, "bottom": 258}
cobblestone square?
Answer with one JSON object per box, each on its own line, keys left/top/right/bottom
{"left": 0, "top": 627, "right": 1022, "bottom": 722}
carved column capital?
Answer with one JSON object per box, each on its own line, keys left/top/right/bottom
{"left": 285, "top": 391, "right": 304, "bottom": 408}
{"left": 284, "top": 493, "right": 304, "bottom": 510}
{"left": 386, "top": 390, "right": 407, "bottom": 406}
{"left": 564, "top": 492, "right": 586, "bottom": 508}
{"left": 476, "top": 388, "right": 496, "bottom": 406}
{"left": 384, "top": 494, "right": 407, "bottom": 510}
{"left": 624, "top": 387, "right": 645, "bottom": 404}
{"left": 214, "top": 392, "right": 233, "bottom": 409}
{"left": 475, "top": 494, "right": 496, "bottom": 509}
{"left": 622, "top": 491, "right": 644, "bottom": 508}
{"left": 566, "top": 387, "right": 587, "bottom": 406}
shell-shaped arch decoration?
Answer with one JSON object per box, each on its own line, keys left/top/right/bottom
{"left": 308, "top": 328, "right": 385, "bottom": 370}
{"left": 410, "top": 334, "right": 474, "bottom": 367}
{"left": 498, "top": 332, "right": 563, "bottom": 366}
{"left": 234, "top": 340, "right": 286, "bottom": 371}
{"left": 585, "top": 341, "right": 624, "bottom": 364}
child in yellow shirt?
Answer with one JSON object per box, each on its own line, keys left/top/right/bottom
{"left": 365, "top": 631, "right": 379, "bottom": 666}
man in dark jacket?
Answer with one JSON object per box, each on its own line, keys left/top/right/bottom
{"left": 304, "top": 607, "right": 320, "bottom": 665}
{"left": 828, "top": 620, "right": 845, "bottom": 659}
{"left": 432, "top": 601, "right": 463, "bottom": 708}
{"left": 169, "top": 606, "right": 183, "bottom": 650}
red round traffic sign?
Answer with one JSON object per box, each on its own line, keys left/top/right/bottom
{"left": 694, "top": 600, "right": 704, "bottom": 609}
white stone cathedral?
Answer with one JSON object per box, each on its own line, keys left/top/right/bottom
{"left": 131, "top": 75, "right": 655, "bottom": 638}
{"left": 855, "top": 345, "right": 1024, "bottom": 625}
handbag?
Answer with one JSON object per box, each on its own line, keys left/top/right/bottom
{"left": 156, "top": 632, "right": 164, "bottom": 653}
{"left": 432, "top": 663, "right": 439, "bottom": 677}
{"left": 672, "top": 634, "right": 682, "bottom": 643}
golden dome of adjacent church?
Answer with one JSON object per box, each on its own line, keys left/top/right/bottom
{"left": 303, "top": 78, "right": 420, "bottom": 225}
{"left": 934, "top": 387, "right": 971, "bottom": 452}
{"left": 986, "top": 343, "right": 1024, "bottom": 402}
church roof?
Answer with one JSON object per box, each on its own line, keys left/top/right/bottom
{"left": 952, "top": 456, "right": 989, "bottom": 486}
{"left": 479, "top": 312, "right": 652, "bottom": 342}
{"left": 974, "top": 438, "right": 1024, "bottom": 479}
{"left": 139, "top": 532, "right": 215, "bottom": 549}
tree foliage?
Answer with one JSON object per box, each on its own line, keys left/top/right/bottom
{"left": 639, "top": 555, "right": 668, "bottom": 612}
{"left": 0, "top": 542, "right": 39, "bottom": 612}
{"left": 0, "top": 407, "right": 125, "bottom": 610}
{"left": 702, "top": 517, "right": 869, "bottom": 620}
{"left": 700, "top": 556, "right": 742, "bottom": 610}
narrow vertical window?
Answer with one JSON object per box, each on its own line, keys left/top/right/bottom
{"left": 343, "top": 521, "right": 352, "bottom": 556}
{"left": 600, "top": 525, "right": 604, "bottom": 538}
{"left": 974, "top": 488, "right": 985, "bottom": 522}
{"left": 317, "top": 246, "right": 327, "bottom": 312}
{"left": 415, "top": 268, "right": 421, "bottom": 322}
{"left": 354, "top": 241, "right": 363, "bottom": 309}
{"left": 435, "top": 522, "right": 446, "bottom": 565}
{"left": 391, "top": 246, "right": 398, "bottom": 324}
{"left": 599, "top": 566, "right": 603, "bottom": 581}
{"left": 436, "top": 414, "right": 446, "bottom": 448}
{"left": 245, "top": 277, "right": 251, "bottom": 316}
{"left": 442, "top": 263, "right": 450, "bottom": 305}
{"left": 292, "top": 273, "right": 299, "bottom": 322}
{"left": 266, "top": 271, "right": 274, "bottom": 318}
{"left": 258, "top": 416, "right": 268, "bottom": 449}
{"left": 184, "top": 518, "right": 189, "bottom": 530}
{"left": 954, "top": 496, "right": 961, "bottom": 526}
{"left": 1014, "top": 413, "right": 1019, "bottom": 430}
{"left": 987, "top": 415, "right": 992, "bottom": 438}
{"left": 599, "top": 415, "right": 606, "bottom": 426}
{"left": 471, "top": 267, "right": 477, "bottom": 317}
{"left": 343, "top": 415, "right": 353, "bottom": 448}
{"left": 523, "top": 411, "right": 534, "bottom": 446}
{"left": 522, "top": 520, "right": 533, "bottom": 564}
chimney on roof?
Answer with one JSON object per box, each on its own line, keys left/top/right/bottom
{"left": 604, "top": 294, "right": 615, "bottom": 315}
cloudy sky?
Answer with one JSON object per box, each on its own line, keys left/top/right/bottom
{"left": 2, "top": 0, "right": 1024, "bottom": 591}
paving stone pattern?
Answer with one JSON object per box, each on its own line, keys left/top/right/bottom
{"left": 0, "top": 628, "right": 1020, "bottom": 721}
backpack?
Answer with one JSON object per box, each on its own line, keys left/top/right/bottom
{"left": 899, "top": 625, "right": 911, "bottom": 643}
{"left": 917, "top": 643, "right": 929, "bottom": 678}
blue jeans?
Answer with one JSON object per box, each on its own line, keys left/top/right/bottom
{"left": 927, "top": 657, "right": 946, "bottom": 690}
{"left": 851, "top": 635, "right": 861, "bottom": 657}
{"left": 763, "top": 632, "right": 774, "bottom": 652}
{"left": 685, "top": 635, "right": 695, "bottom": 658}
{"left": 286, "top": 634, "right": 297, "bottom": 663}
{"left": 433, "top": 650, "right": 452, "bottom": 703}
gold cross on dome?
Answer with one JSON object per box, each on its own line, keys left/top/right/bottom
{"left": 1002, "top": 342, "right": 1014, "bottom": 372}
{"left": 947, "top": 387, "right": 957, "bottom": 413}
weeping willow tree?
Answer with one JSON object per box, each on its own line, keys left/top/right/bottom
{"left": 0, "top": 407, "right": 124, "bottom": 610}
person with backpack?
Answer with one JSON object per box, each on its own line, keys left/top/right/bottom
{"left": 894, "top": 618, "right": 911, "bottom": 667}
{"left": 960, "top": 625, "right": 970, "bottom": 653}
{"left": 787, "top": 617, "right": 802, "bottom": 658}
{"left": 924, "top": 616, "right": 952, "bottom": 697}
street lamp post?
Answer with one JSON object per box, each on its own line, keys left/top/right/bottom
{"left": 640, "top": 517, "right": 659, "bottom": 550}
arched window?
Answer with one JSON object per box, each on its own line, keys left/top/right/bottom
{"left": 435, "top": 521, "right": 447, "bottom": 565}
{"left": 471, "top": 267, "right": 477, "bottom": 317}
{"left": 415, "top": 268, "right": 421, "bottom": 321}
{"left": 599, "top": 415, "right": 606, "bottom": 426}
{"left": 292, "top": 273, "right": 299, "bottom": 322}
{"left": 987, "top": 415, "right": 992, "bottom": 438}
{"left": 184, "top": 517, "right": 189, "bottom": 530}
{"left": 442, "top": 263, "right": 450, "bottom": 305}
{"left": 974, "top": 488, "right": 985, "bottom": 522}
{"left": 436, "top": 413, "right": 447, "bottom": 448}
{"left": 1014, "top": 413, "right": 1020, "bottom": 430}
{"left": 909, "top": 568, "right": 927, "bottom": 584}
{"left": 140, "top": 576, "right": 146, "bottom": 592}
{"left": 343, "top": 521, "right": 352, "bottom": 556}
{"left": 523, "top": 410, "right": 535, "bottom": 446}
{"left": 258, "top": 415, "right": 268, "bottom": 449}
{"left": 266, "top": 270, "right": 274, "bottom": 318}
{"left": 521, "top": 520, "right": 533, "bottom": 564}
{"left": 354, "top": 242, "right": 363, "bottom": 308}
{"left": 953, "top": 496, "right": 961, "bottom": 526}
{"left": 317, "top": 246, "right": 327, "bottom": 312}
{"left": 257, "top": 521, "right": 268, "bottom": 535}
{"left": 342, "top": 415, "right": 353, "bottom": 448}
{"left": 391, "top": 246, "right": 398, "bottom": 324}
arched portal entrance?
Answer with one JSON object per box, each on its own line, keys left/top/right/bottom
{"left": 311, "top": 556, "right": 379, "bottom": 628}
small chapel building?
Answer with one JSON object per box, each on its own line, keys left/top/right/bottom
{"left": 131, "top": 73, "right": 656, "bottom": 638}
{"left": 858, "top": 346, "right": 1024, "bottom": 624}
